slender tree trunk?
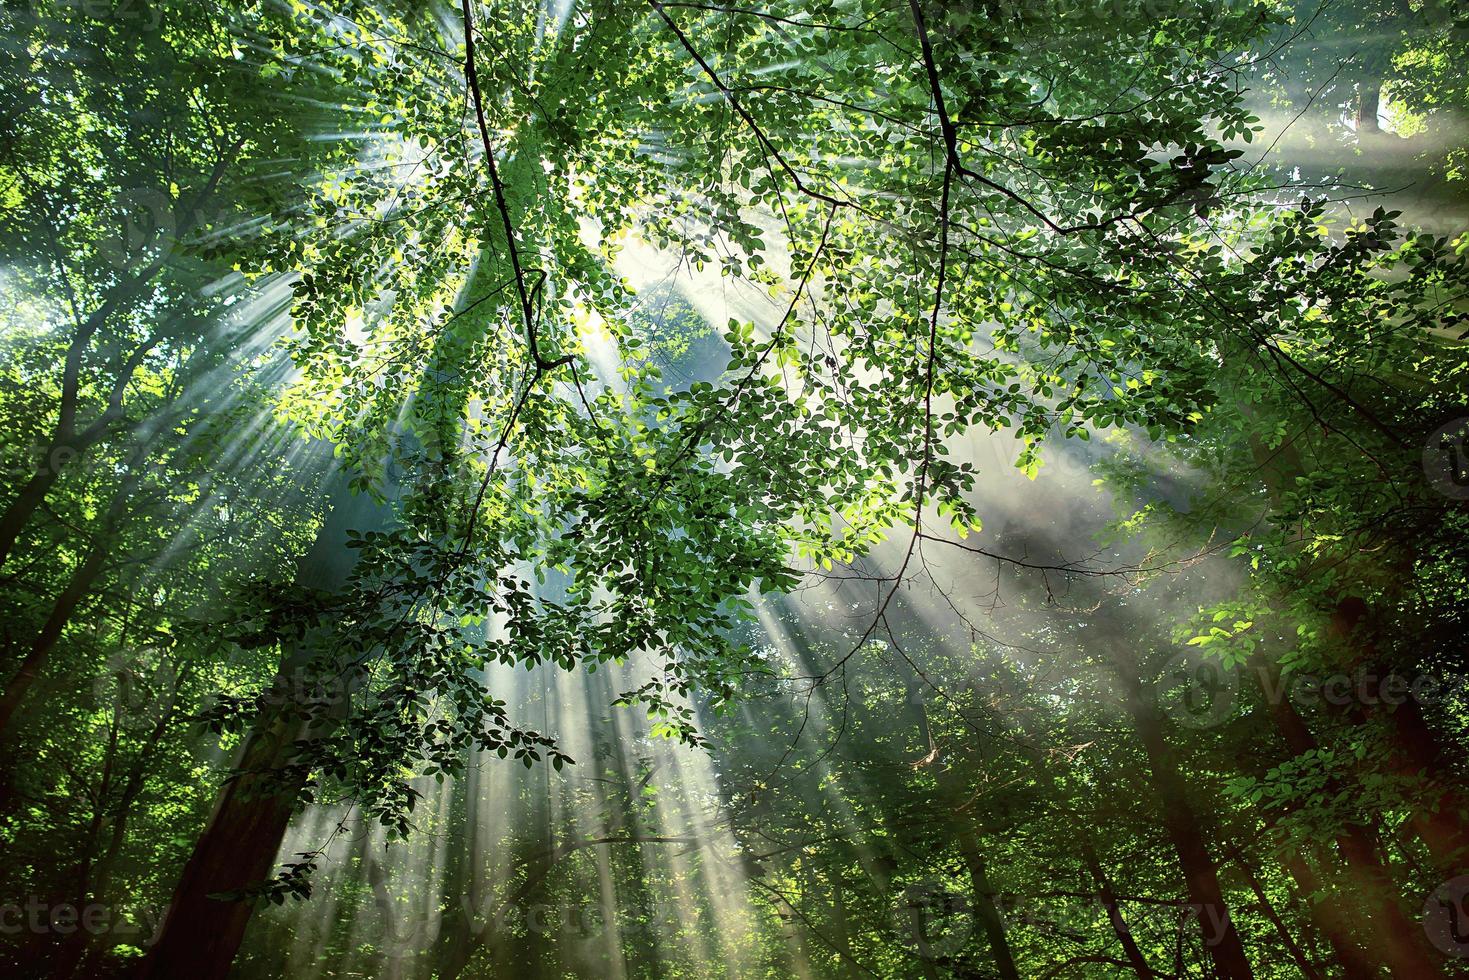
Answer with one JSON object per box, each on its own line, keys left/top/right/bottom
{"left": 0, "top": 463, "right": 64, "bottom": 570}
{"left": 831, "top": 875, "right": 863, "bottom": 980}
{"left": 1331, "top": 829, "right": 1444, "bottom": 976}
{"left": 1252, "top": 654, "right": 1448, "bottom": 977}
{"left": 432, "top": 772, "right": 478, "bottom": 980}
{"left": 1230, "top": 364, "right": 1445, "bottom": 963}
{"left": 0, "top": 457, "right": 155, "bottom": 739}
{"left": 1280, "top": 851, "right": 1380, "bottom": 980}
{"left": 954, "top": 827, "right": 1020, "bottom": 980}
{"left": 50, "top": 681, "right": 179, "bottom": 980}
{"left": 1229, "top": 846, "right": 1321, "bottom": 980}
{"left": 437, "top": 921, "right": 480, "bottom": 980}
{"left": 0, "top": 264, "right": 165, "bottom": 571}
{"left": 1082, "top": 841, "right": 1154, "bottom": 978}
{"left": 1112, "top": 657, "right": 1255, "bottom": 980}
{"left": 895, "top": 649, "right": 1020, "bottom": 980}
{"left": 1243, "top": 395, "right": 1468, "bottom": 873}
{"left": 0, "top": 534, "right": 110, "bottom": 736}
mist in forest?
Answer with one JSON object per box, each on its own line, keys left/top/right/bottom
{"left": 1, "top": 1, "right": 1466, "bottom": 979}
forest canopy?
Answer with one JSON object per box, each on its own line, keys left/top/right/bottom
{"left": 1, "top": 0, "right": 1467, "bottom": 977}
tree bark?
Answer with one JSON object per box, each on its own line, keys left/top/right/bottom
{"left": 1229, "top": 846, "right": 1321, "bottom": 980}
{"left": 1111, "top": 656, "right": 1255, "bottom": 980}
{"left": 135, "top": 702, "right": 305, "bottom": 979}
{"left": 1327, "top": 597, "right": 1469, "bottom": 874}
{"left": 1252, "top": 653, "right": 1446, "bottom": 977}
{"left": 0, "top": 531, "right": 111, "bottom": 736}
{"left": 1082, "top": 841, "right": 1154, "bottom": 978}
{"left": 0, "top": 268, "right": 164, "bottom": 571}
{"left": 954, "top": 827, "right": 1020, "bottom": 980}
{"left": 0, "top": 460, "right": 153, "bottom": 738}
{"left": 895, "top": 649, "right": 1020, "bottom": 980}
{"left": 1383, "top": 695, "right": 1469, "bottom": 874}
{"left": 1357, "top": 77, "right": 1382, "bottom": 135}
{"left": 1280, "top": 850, "right": 1380, "bottom": 980}
{"left": 49, "top": 678, "right": 180, "bottom": 979}
{"left": 138, "top": 477, "right": 386, "bottom": 979}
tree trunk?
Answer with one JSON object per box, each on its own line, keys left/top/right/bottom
{"left": 140, "top": 108, "right": 549, "bottom": 979}
{"left": 1229, "top": 846, "right": 1321, "bottom": 980}
{"left": 0, "top": 534, "right": 110, "bottom": 736}
{"left": 1082, "top": 841, "right": 1154, "bottom": 978}
{"left": 1357, "top": 77, "right": 1382, "bottom": 135}
{"left": 1383, "top": 695, "right": 1469, "bottom": 874}
{"left": 0, "top": 463, "right": 64, "bottom": 571}
{"left": 0, "top": 263, "right": 165, "bottom": 572}
{"left": 138, "top": 477, "right": 387, "bottom": 979}
{"left": 135, "top": 702, "right": 304, "bottom": 979}
{"left": 1112, "top": 657, "right": 1255, "bottom": 980}
{"left": 437, "top": 920, "right": 480, "bottom": 980}
{"left": 831, "top": 875, "right": 863, "bottom": 980}
{"left": 894, "top": 645, "right": 1020, "bottom": 980}
{"left": 954, "top": 827, "right": 1020, "bottom": 980}
{"left": 1328, "top": 597, "right": 1469, "bottom": 874}
{"left": 0, "top": 458, "right": 155, "bottom": 739}
{"left": 1280, "top": 850, "right": 1380, "bottom": 980}
{"left": 50, "top": 679, "right": 180, "bottom": 979}
{"left": 1251, "top": 654, "right": 1446, "bottom": 976}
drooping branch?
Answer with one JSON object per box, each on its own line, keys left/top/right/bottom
{"left": 459, "top": 0, "right": 572, "bottom": 373}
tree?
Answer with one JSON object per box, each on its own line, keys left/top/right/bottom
{"left": 2, "top": 0, "right": 1467, "bottom": 978}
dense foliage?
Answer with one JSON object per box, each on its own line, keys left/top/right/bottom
{"left": 0, "top": 0, "right": 1466, "bottom": 977}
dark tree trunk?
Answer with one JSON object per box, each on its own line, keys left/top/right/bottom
{"left": 0, "top": 464, "right": 64, "bottom": 571}
{"left": 894, "top": 648, "right": 1020, "bottom": 980}
{"left": 954, "top": 827, "right": 1020, "bottom": 980}
{"left": 830, "top": 875, "right": 863, "bottom": 980}
{"left": 1328, "top": 597, "right": 1469, "bottom": 874}
{"left": 1252, "top": 653, "right": 1446, "bottom": 977}
{"left": 1280, "top": 851, "right": 1380, "bottom": 980}
{"left": 0, "top": 459, "right": 155, "bottom": 741}
{"left": 1112, "top": 659, "right": 1255, "bottom": 980}
{"left": 1082, "top": 841, "right": 1154, "bottom": 978}
{"left": 1230, "top": 846, "right": 1321, "bottom": 980}
{"left": 1384, "top": 695, "right": 1469, "bottom": 873}
{"left": 138, "top": 477, "right": 387, "bottom": 979}
{"left": 437, "top": 922, "right": 480, "bottom": 980}
{"left": 0, "top": 535, "right": 110, "bottom": 736}
{"left": 135, "top": 704, "right": 304, "bottom": 979}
